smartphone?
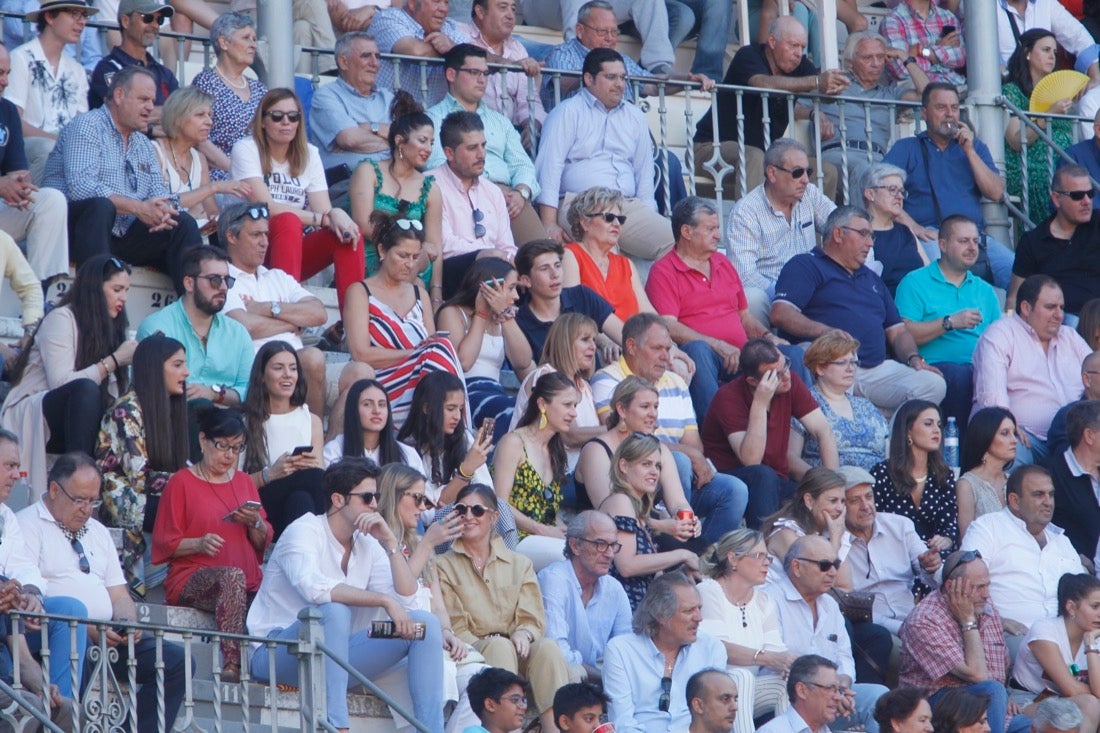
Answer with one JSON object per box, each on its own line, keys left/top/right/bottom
{"left": 290, "top": 445, "right": 313, "bottom": 456}
{"left": 480, "top": 417, "right": 496, "bottom": 439}
{"left": 941, "top": 25, "right": 955, "bottom": 38}
{"left": 239, "top": 500, "right": 262, "bottom": 512}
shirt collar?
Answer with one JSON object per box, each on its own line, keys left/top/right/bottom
{"left": 998, "top": 506, "right": 1065, "bottom": 538}
{"left": 1065, "top": 447, "right": 1098, "bottom": 480}
{"left": 668, "top": 248, "right": 720, "bottom": 273}
{"left": 335, "top": 75, "right": 381, "bottom": 100}
{"left": 451, "top": 535, "right": 512, "bottom": 565}
{"left": 436, "top": 159, "right": 482, "bottom": 191}
{"left": 110, "top": 45, "right": 157, "bottom": 68}
{"left": 931, "top": 260, "right": 975, "bottom": 286}
{"left": 580, "top": 86, "right": 625, "bottom": 112}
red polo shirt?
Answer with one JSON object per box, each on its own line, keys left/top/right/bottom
{"left": 645, "top": 249, "right": 749, "bottom": 347}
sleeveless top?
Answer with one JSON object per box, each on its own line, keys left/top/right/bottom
{"left": 565, "top": 242, "right": 639, "bottom": 321}
{"left": 611, "top": 513, "right": 657, "bottom": 609}
{"left": 574, "top": 437, "right": 613, "bottom": 511}
{"left": 361, "top": 281, "right": 428, "bottom": 350}
{"left": 265, "top": 404, "right": 312, "bottom": 463}
{"left": 508, "top": 442, "right": 562, "bottom": 540}
{"left": 364, "top": 159, "right": 435, "bottom": 287}
{"left": 959, "top": 470, "right": 1006, "bottom": 520}
{"left": 458, "top": 309, "right": 504, "bottom": 380}
{"left": 152, "top": 140, "right": 207, "bottom": 227}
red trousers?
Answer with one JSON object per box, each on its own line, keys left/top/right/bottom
{"left": 266, "top": 211, "right": 365, "bottom": 309}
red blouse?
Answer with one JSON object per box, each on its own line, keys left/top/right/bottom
{"left": 567, "top": 242, "right": 639, "bottom": 321}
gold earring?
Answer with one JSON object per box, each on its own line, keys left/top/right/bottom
{"left": 538, "top": 409, "right": 548, "bottom": 430}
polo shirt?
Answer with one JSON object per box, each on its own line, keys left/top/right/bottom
{"left": 694, "top": 43, "right": 817, "bottom": 149}
{"left": 1012, "top": 213, "right": 1100, "bottom": 313}
{"left": 1061, "top": 138, "right": 1100, "bottom": 210}
{"left": 700, "top": 372, "right": 818, "bottom": 477}
{"left": 883, "top": 132, "right": 998, "bottom": 229}
{"left": 894, "top": 261, "right": 1001, "bottom": 364}
{"left": 645, "top": 249, "right": 749, "bottom": 347}
{"left": 774, "top": 247, "right": 902, "bottom": 368}
{"left": 0, "top": 99, "right": 27, "bottom": 174}
{"left": 136, "top": 299, "right": 253, "bottom": 398}
{"left": 88, "top": 46, "right": 178, "bottom": 109}
{"left": 591, "top": 357, "right": 697, "bottom": 443}
{"left": 515, "top": 285, "right": 613, "bottom": 362}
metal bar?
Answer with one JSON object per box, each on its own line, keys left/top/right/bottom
{"left": 315, "top": 640, "right": 432, "bottom": 733}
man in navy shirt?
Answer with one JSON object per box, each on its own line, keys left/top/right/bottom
{"left": 88, "top": 0, "right": 177, "bottom": 118}
{"left": 770, "top": 205, "right": 946, "bottom": 414}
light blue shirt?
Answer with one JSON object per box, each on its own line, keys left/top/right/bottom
{"left": 307, "top": 77, "right": 395, "bottom": 170}
{"left": 535, "top": 87, "right": 655, "bottom": 210}
{"left": 368, "top": 7, "right": 471, "bottom": 107}
{"left": 603, "top": 631, "right": 726, "bottom": 733}
{"left": 537, "top": 559, "right": 632, "bottom": 667}
{"left": 758, "top": 705, "right": 830, "bottom": 733}
{"left": 540, "top": 38, "right": 650, "bottom": 111}
{"left": 425, "top": 93, "right": 539, "bottom": 195}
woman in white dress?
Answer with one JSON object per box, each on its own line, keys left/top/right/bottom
{"left": 322, "top": 378, "right": 421, "bottom": 468}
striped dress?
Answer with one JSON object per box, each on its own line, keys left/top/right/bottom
{"left": 359, "top": 282, "right": 464, "bottom": 427}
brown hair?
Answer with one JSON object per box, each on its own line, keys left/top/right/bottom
{"left": 252, "top": 88, "right": 309, "bottom": 178}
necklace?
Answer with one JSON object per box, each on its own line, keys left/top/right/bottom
{"left": 166, "top": 142, "right": 192, "bottom": 190}
{"left": 215, "top": 64, "right": 248, "bottom": 90}
{"left": 913, "top": 474, "right": 928, "bottom": 484}
{"left": 734, "top": 600, "right": 749, "bottom": 628}
{"left": 196, "top": 463, "right": 240, "bottom": 516}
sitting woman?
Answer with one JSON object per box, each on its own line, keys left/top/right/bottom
{"left": 492, "top": 372, "right": 577, "bottom": 571}
{"left": 761, "top": 466, "right": 852, "bottom": 588}
{"left": 322, "top": 378, "right": 421, "bottom": 468}
{"left": 343, "top": 211, "right": 464, "bottom": 426}
{"left": 96, "top": 333, "right": 190, "bottom": 596}
{"left": 241, "top": 341, "right": 325, "bottom": 539}
{"left": 231, "top": 88, "right": 364, "bottom": 309}
{"left": 153, "top": 87, "right": 251, "bottom": 235}
{"left": 956, "top": 407, "right": 1017, "bottom": 538}
{"left": 874, "top": 689, "right": 934, "bottom": 733}
{"left": 435, "top": 482, "right": 570, "bottom": 733}
{"left": 600, "top": 432, "right": 701, "bottom": 609}
{"left": 861, "top": 162, "right": 929, "bottom": 296}
{"left": 436, "top": 257, "right": 533, "bottom": 442}
{"left": 1014, "top": 574, "right": 1100, "bottom": 727}
{"left": 349, "top": 94, "right": 443, "bottom": 295}
{"left": 2, "top": 255, "right": 138, "bottom": 495}
{"left": 698, "top": 529, "right": 794, "bottom": 733}
{"left": 791, "top": 333, "right": 888, "bottom": 471}
{"left": 152, "top": 407, "right": 273, "bottom": 683}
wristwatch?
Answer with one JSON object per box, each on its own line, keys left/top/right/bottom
{"left": 942, "top": 315, "right": 954, "bottom": 331}
{"left": 904, "top": 56, "right": 918, "bottom": 66}
{"left": 921, "top": 46, "right": 933, "bottom": 60}
{"left": 271, "top": 301, "right": 282, "bottom": 318}
{"left": 212, "top": 384, "right": 226, "bottom": 404}
{"left": 517, "top": 185, "right": 532, "bottom": 201}
{"left": 370, "top": 121, "right": 380, "bottom": 134}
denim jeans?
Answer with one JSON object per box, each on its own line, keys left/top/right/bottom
{"left": 723, "top": 465, "right": 797, "bottom": 528}
{"left": 664, "top": 0, "right": 733, "bottom": 78}
{"left": 931, "top": 361, "right": 973, "bottom": 443}
{"left": 833, "top": 683, "right": 888, "bottom": 733}
{"left": 80, "top": 636, "right": 188, "bottom": 733}
{"left": 671, "top": 451, "right": 749, "bottom": 542}
{"left": 27, "top": 596, "right": 88, "bottom": 699}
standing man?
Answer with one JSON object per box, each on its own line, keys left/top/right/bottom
{"left": 88, "top": 0, "right": 177, "bottom": 113}
{"left": 685, "top": 669, "right": 740, "bottom": 733}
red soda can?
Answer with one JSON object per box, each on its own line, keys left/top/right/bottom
{"left": 594, "top": 724, "right": 616, "bottom": 733}
{"left": 677, "top": 509, "right": 695, "bottom": 521}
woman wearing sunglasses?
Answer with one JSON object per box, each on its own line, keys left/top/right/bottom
{"left": 344, "top": 212, "right": 464, "bottom": 427}
{"left": 323, "top": 378, "right": 421, "bottom": 468}
{"left": 601, "top": 432, "right": 702, "bottom": 609}
{"left": 152, "top": 407, "right": 273, "bottom": 683}
{"left": 231, "top": 88, "right": 364, "bottom": 310}
{"left": 240, "top": 341, "right": 325, "bottom": 539}
{"left": 96, "top": 333, "right": 190, "bottom": 597}
{"left": 698, "top": 528, "right": 795, "bottom": 733}
{"left": 435, "top": 483, "right": 570, "bottom": 733}
{"left": 2, "top": 254, "right": 138, "bottom": 497}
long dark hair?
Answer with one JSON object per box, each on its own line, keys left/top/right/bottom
{"left": 387, "top": 91, "right": 432, "bottom": 176}
{"left": 341, "top": 378, "right": 406, "bottom": 465}
{"left": 397, "top": 372, "right": 467, "bottom": 484}
{"left": 130, "top": 333, "right": 189, "bottom": 473}
{"left": 961, "top": 407, "right": 1017, "bottom": 474}
{"left": 1005, "top": 28, "right": 1057, "bottom": 97}
{"left": 514, "top": 371, "right": 573, "bottom": 485}
{"left": 11, "top": 255, "right": 131, "bottom": 395}
{"left": 440, "top": 256, "right": 515, "bottom": 312}
{"left": 887, "top": 399, "right": 951, "bottom": 494}
{"left": 243, "top": 340, "right": 307, "bottom": 472}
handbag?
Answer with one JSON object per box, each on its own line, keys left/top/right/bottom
{"left": 830, "top": 588, "right": 875, "bottom": 624}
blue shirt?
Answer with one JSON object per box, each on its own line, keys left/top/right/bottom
{"left": 368, "top": 8, "right": 471, "bottom": 107}
{"left": 540, "top": 38, "right": 649, "bottom": 111}
{"left": 537, "top": 559, "right": 633, "bottom": 667}
{"left": 603, "top": 631, "right": 727, "bottom": 733}
{"left": 535, "top": 87, "right": 655, "bottom": 209}
{"left": 516, "top": 285, "right": 614, "bottom": 361}
{"left": 137, "top": 300, "right": 252, "bottom": 399}
{"left": 883, "top": 132, "right": 999, "bottom": 229}
{"left": 774, "top": 247, "right": 902, "bottom": 368}
{"left": 89, "top": 46, "right": 179, "bottom": 110}
{"left": 307, "top": 77, "right": 395, "bottom": 170}
{"left": 1062, "top": 138, "right": 1100, "bottom": 210}
{"left": 895, "top": 261, "right": 1002, "bottom": 364}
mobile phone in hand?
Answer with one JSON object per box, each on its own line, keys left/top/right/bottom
{"left": 290, "top": 445, "right": 313, "bottom": 456}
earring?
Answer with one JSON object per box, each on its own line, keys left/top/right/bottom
{"left": 398, "top": 147, "right": 405, "bottom": 160}
{"left": 907, "top": 436, "right": 913, "bottom": 446}
{"left": 538, "top": 409, "right": 547, "bottom": 430}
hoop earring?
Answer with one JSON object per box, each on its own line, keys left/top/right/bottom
{"left": 538, "top": 409, "right": 547, "bottom": 430}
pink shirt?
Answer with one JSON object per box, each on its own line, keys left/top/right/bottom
{"left": 972, "top": 314, "right": 1092, "bottom": 440}
{"left": 430, "top": 163, "right": 516, "bottom": 259}
{"left": 645, "top": 249, "right": 750, "bottom": 347}
{"left": 460, "top": 22, "right": 547, "bottom": 126}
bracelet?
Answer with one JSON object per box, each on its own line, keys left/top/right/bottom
{"left": 452, "top": 469, "right": 472, "bottom": 484}
{"left": 100, "top": 359, "right": 109, "bottom": 373}
{"left": 474, "top": 310, "right": 492, "bottom": 320}
{"left": 1087, "top": 648, "right": 1100, "bottom": 655}
{"left": 430, "top": 284, "right": 443, "bottom": 291}
{"left": 261, "top": 467, "right": 271, "bottom": 486}
{"left": 753, "top": 649, "right": 764, "bottom": 664}
{"left": 109, "top": 353, "right": 120, "bottom": 370}
{"left": 457, "top": 463, "right": 475, "bottom": 480}
{"left": 905, "top": 353, "right": 922, "bottom": 365}
{"left": 959, "top": 621, "right": 979, "bottom": 632}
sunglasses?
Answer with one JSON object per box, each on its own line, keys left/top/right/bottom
{"left": 349, "top": 491, "right": 379, "bottom": 504}
{"left": 472, "top": 208, "right": 486, "bottom": 239}
{"left": 104, "top": 256, "right": 132, "bottom": 276}
{"left": 242, "top": 204, "right": 268, "bottom": 220}
{"left": 943, "top": 549, "right": 982, "bottom": 580}
{"left": 774, "top": 164, "right": 814, "bottom": 180}
{"left": 797, "top": 557, "right": 842, "bottom": 572}
{"left": 265, "top": 110, "right": 301, "bottom": 123}
{"left": 195, "top": 274, "right": 236, "bottom": 289}
{"left": 1055, "top": 189, "right": 1095, "bottom": 201}
{"left": 453, "top": 503, "right": 491, "bottom": 518}
{"left": 658, "top": 676, "right": 672, "bottom": 713}
{"left": 71, "top": 537, "right": 91, "bottom": 574}
{"left": 589, "top": 212, "right": 627, "bottom": 225}
{"left": 137, "top": 11, "right": 166, "bottom": 23}
{"left": 406, "top": 492, "right": 436, "bottom": 510}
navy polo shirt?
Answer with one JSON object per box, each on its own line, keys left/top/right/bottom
{"left": 1061, "top": 138, "right": 1100, "bottom": 211}
{"left": 89, "top": 47, "right": 179, "bottom": 109}
{"left": 516, "top": 285, "right": 614, "bottom": 361}
{"left": 0, "top": 99, "right": 27, "bottom": 174}
{"left": 883, "top": 132, "right": 997, "bottom": 230}
{"left": 773, "top": 247, "right": 901, "bottom": 368}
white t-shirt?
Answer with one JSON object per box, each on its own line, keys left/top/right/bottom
{"left": 230, "top": 137, "right": 327, "bottom": 210}
{"left": 224, "top": 263, "right": 315, "bottom": 351}
{"left": 1013, "top": 616, "right": 1086, "bottom": 694}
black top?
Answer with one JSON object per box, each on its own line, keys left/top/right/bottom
{"left": 1013, "top": 213, "right": 1100, "bottom": 314}
{"left": 873, "top": 222, "right": 925, "bottom": 296}
{"left": 516, "top": 285, "right": 614, "bottom": 363}
{"left": 0, "top": 99, "right": 27, "bottom": 174}
{"left": 1049, "top": 448, "right": 1100, "bottom": 559}
{"left": 89, "top": 46, "right": 179, "bottom": 109}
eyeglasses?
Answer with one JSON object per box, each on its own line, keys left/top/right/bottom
{"left": 195, "top": 274, "right": 237, "bottom": 289}
{"left": 840, "top": 225, "right": 874, "bottom": 240}
{"left": 773, "top": 164, "right": 813, "bottom": 180}
{"left": 500, "top": 694, "right": 528, "bottom": 707}
{"left": 71, "top": 537, "right": 91, "bottom": 574}
{"left": 457, "top": 67, "right": 493, "bottom": 78}
{"left": 797, "top": 557, "right": 842, "bottom": 571}
{"left": 138, "top": 11, "right": 167, "bottom": 23}
{"left": 588, "top": 212, "right": 627, "bottom": 225}
{"left": 264, "top": 110, "right": 301, "bottom": 123}
{"left": 1054, "top": 189, "right": 1095, "bottom": 201}
{"left": 348, "top": 491, "right": 379, "bottom": 504}
{"left": 829, "top": 358, "right": 860, "bottom": 368}
{"left": 104, "top": 256, "right": 132, "bottom": 276}
{"left": 453, "top": 503, "right": 491, "bottom": 518}
{"left": 405, "top": 492, "right": 436, "bottom": 510}
{"left": 581, "top": 22, "right": 619, "bottom": 38}
{"left": 805, "top": 681, "right": 845, "bottom": 695}
{"left": 871, "top": 185, "right": 908, "bottom": 198}
{"left": 577, "top": 537, "right": 623, "bottom": 554}
{"left": 738, "top": 551, "right": 770, "bottom": 562}
{"left": 472, "top": 208, "right": 486, "bottom": 239}
{"left": 943, "top": 549, "right": 982, "bottom": 580}
{"left": 208, "top": 438, "right": 246, "bottom": 455}
{"left": 61, "top": 7, "right": 91, "bottom": 18}
{"left": 55, "top": 482, "right": 102, "bottom": 510}
{"left": 658, "top": 675, "right": 672, "bottom": 712}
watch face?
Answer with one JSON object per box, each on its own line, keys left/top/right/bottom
{"left": 212, "top": 385, "right": 224, "bottom": 395}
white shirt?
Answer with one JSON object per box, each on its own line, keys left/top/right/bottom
{"left": 321, "top": 435, "right": 421, "bottom": 469}
{"left": 16, "top": 501, "right": 125, "bottom": 621}
{"left": 0, "top": 503, "right": 45, "bottom": 590}
{"left": 772, "top": 573, "right": 856, "bottom": 679}
{"left": 246, "top": 512, "right": 416, "bottom": 648}
{"left": 224, "top": 263, "right": 316, "bottom": 351}
{"left": 994, "top": 0, "right": 1095, "bottom": 63}
{"left": 697, "top": 578, "right": 787, "bottom": 673}
{"left": 229, "top": 137, "right": 327, "bottom": 210}
{"left": 1012, "top": 615, "right": 1084, "bottom": 694}
{"left": 847, "top": 512, "right": 942, "bottom": 634}
{"left": 758, "top": 705, "right": 830, "bottom": 733}
{"left": 960, "top": 507, "right": 1084, "bottom": 626}
{"left": 7, "top": 38, "right": 88, "bottom": 133}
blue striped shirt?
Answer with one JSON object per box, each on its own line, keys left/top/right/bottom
{"left": 540, "top": 38, "right": 649, "bottom": 111}
{"left": 369, "top": 8, "right": 471, "bottom": 107}
{"left": 592, "top": 357, "right": 696, "bottom": 443}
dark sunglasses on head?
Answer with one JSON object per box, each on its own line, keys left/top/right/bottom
{"left": 104, "top": 256, "right": 132, "bottom": 276}
{"left": 243, "top": 204, "right": 269, "bottom": 220}
{"left": 1055, "top": 189, "right": 1095, "bottom": 201}
{"left": 265, "top": 110, "right": 301, "bottom": 123}
{"left": 658, "top": 675, "right": 672, "bottom": 712}
{"left": 589, "top": 212, "right": 627, "bottom": 225}
{"left": 453, "top": 503, "right": 490, "bottom": 518}
{"left": 797, "top": 557, "right": 842, "bottom": 572}
{"left": 943, "top": 549, "right": 982, "bottom": 580}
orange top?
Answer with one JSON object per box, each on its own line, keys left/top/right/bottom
{"left": 566, "top": 242, "right": 639, "bottom": 321}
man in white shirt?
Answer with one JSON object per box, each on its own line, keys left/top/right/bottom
{"left": 245, "top": 458, "right": 446, "bottom": 733}
{"left": 841, "top": 465, "right": 942, "bottom": 634}
{"left": 16, "top": 452, "right": 187, "bottom": 732}
{"left": 758, "top": 655, "right": 844, "bottom": 733}
{"left": 960, "top": 464, "right": 1085, "bottom": 635}
{"left": 219, "top": 203, "right": 373, "bottom": 420}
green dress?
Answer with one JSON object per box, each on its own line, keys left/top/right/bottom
{"left": 1003, "top": 82, "right": 1074, "bottom": 224}
{"left": 363, "top": 159, "right": 435, "bottom": 288}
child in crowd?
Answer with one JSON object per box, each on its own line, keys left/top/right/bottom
{"left": 553, "top": 682, "right": 610, "bottom": 733}
{"left": 462, "top": 667, "right": 529, "bottom": 733}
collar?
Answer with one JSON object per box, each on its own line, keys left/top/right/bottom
{"left": 931, "top": 259, "right": 974, "bottom": 286}
{"left": 110, "top": 45, "right": 158, "bottom": 68}
{"left": 668, "top": 248, "right": 720, "bottom": 273}
{"left": 334, "top": 75, "right": 381, "bottom": 100}
{"left": 228, "top": 261, "right": 266, "bottom": 281}
{"left": 813, "top": 245, "right": 869, "bottom": 277}
{"left": 917, "top": 129, "right": 959, "bottom": 153}
{"left": 579, "top": 86, "right": 625, "bottom": 112}
{"left": 435, "top": 158, "right": 483, "bottom": 192}
{"left": 451, "top": 535, "right": 511, "bottom": 566}
{"left": 439, "top": 92, "right": 484, "bottom": 115}
{"left": 998, "top": 506, "right": 1064, "bottom": 538}
{"left": 760, "top": 183, "right": 807, "bottom": 216}
{"left": 999, "top": 0, "right": 1035, "bottom": 9}
{"left": 1065, "top": 446, "right": 1099, "bottom": 480}
{"left": 783, "top": 706, "right": 820, "bottom": 733}
{"left": 34, "top": 499, "right": 88, "bottom": 538}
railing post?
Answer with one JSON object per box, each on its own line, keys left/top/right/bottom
{"left": 295, "top": 608, "right": 327, "bottom": 732}
{"left": 257, "top": 0, "right": 294, "bottom": 88}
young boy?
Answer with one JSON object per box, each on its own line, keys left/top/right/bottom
{"left": 553, "top": 682, "right": 609, "bottom": 733}
{"left": 463, "top": 667, "right": 529, "bottom": 733}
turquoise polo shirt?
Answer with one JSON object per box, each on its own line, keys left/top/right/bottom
{"left": 894, "top": 261, "right": 1001, "bottom": 364}
{"left": 137, "top": 300, "right": 253, "bottom": 399}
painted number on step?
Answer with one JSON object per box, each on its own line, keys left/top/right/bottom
{"left": 150, "top": 292, "right": 176, "bottom": 309}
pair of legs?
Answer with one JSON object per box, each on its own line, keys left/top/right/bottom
{"left": 259, "top": 467, "right": 326, "bottom": 540}
{"left": 298, "top": 347, "right": 373, "bottom": 420}
{"left": 929, "top": 681, "right": 1031, "bottom": 733}
{"left": 0, "top": 187, "right": 69, "bottom": 280}
{"left": 726, "top": 666, "right": 789, "bottom": 733}
{"left": 474, "top": 634, "right": 570, "bottom": 733}
{"left": 266, "top": 211, "right": 365, "bottom": 311}
{"left": 42, "top": 379, "right": 102, "bottom": 457}
{"left": 722, "top": 464, "right": 797, "bottom": 529}
{"left": 493, "top": 183, "right": 547, "bottom": 246}
{"left": 81, "top": 635, "right": 188, "bottom": 733}
{"left": 670, "top": 450, "right": 749, "bottom": 544}
{"left": 176, "top": 566, "right": 248, "bottom": 678}
{"left": 665, "top": 0, "right": 734, "bottom": 79}
{"left": 440, "top": 248, "right": 516, "bottom": 301}
{"left": 932, "top": 361, "right": 973, "bottom": 444}
{"left": 523, "top": 0, "right": 675, "bottom": 71}
{"left": 853, "top": 360, "right": 947, "bottom": 417}
{"left": 26, "top": 596, "right": 88, "bottom": 700}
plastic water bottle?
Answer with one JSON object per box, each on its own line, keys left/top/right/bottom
{"left": 7, "top": 471, "right": 30, "bottom": 513}
{"left": 943, "top": 417, "right": 960, "bottom": 470}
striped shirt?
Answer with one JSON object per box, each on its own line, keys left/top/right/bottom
{"left": 591, "top": 357, "right": 696, "bottom": 443}
{"left": 369, "top": 7, "right": 471, "bottom": 107}
{"left": 540, "top": 38, "right": 650, "bottom": 112}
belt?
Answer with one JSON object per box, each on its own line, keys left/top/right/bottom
{"left": 822, "top": 140, "right": 885, "bottom": 156}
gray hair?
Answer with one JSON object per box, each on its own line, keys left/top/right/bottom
{"left": 763, "top": 138, "right": 808, "bottom": 170}
{"left": 566, "top": 186, "right": 624, "bottom": 241}
{"left": 563, "top": 510, "right": 615, "bottom": 559}
{"left": 1031, "top": 698, "right": 1084, "bottom": 733}
{"left": 577, "top": 0, "right": 614, "bottom": 24}
{"left": 843, "top": 30, "right": 887, "bottom": 64}
{"left": 335, "top": 31, "right": 375, "bottom": 61}
{"left": 699, "top": 528, "right": 766, "bottom": 579}
{"left": 218, "top": 202, "right": 267, "bottom": 243}
{"left": 671, "top": 196, "right": 718, "bottom": 241}
{"left": 824, "top": 205, "right": 871, "bottom": 241}
{"left": 210, "top": 12, "right": 255, "bottom": 58}
{"left": 161, "top": 86, "right": 214, "bottom": 138}
{"left": 632, "top": 571, "right": 696, "bottom": 638}
{"left": 787, "top": 655, "right": 838, "bottom": 701}
{"left": 858, "top": 162, "right": 907, "bottom": 204}
{"left": 768, "top": 15, "right": 807, "bottom": 42}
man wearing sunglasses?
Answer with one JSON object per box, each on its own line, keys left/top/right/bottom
{"left": 537, "top": 511, "right": 632, "bottom": 684}
{"left": 88, "top": 0, "right": 177, "bottom": 117}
